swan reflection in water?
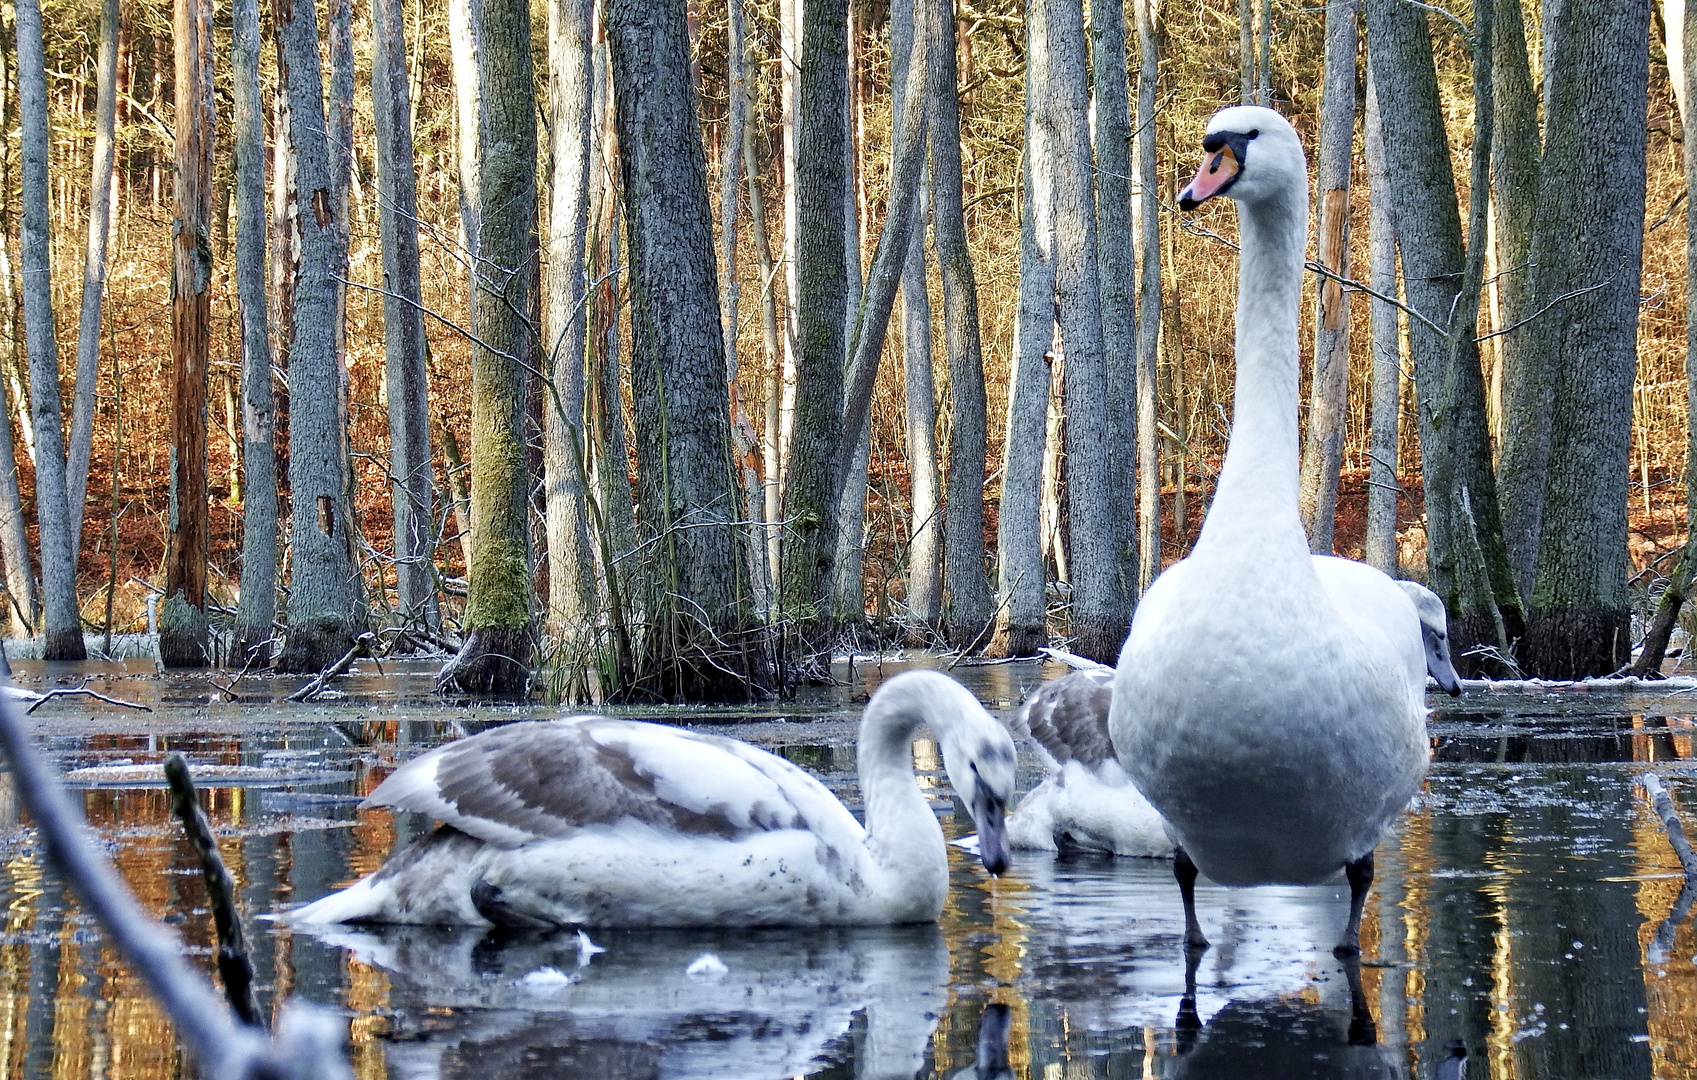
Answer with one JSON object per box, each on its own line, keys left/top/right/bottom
{"left": 301, "top": 922, "right": 948, "bottom": 1079}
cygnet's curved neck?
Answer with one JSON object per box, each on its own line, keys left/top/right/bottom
{"left": 1195, "top": 181, "right": 1311, "bottom": 560}
{"left": 857, "top": 681, "right": 951, "bottom": 872}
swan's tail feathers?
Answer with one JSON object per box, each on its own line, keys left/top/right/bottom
{"left": 1014, "top": 669, "right": 1116, "bottom": 770}
{"left": 290, "top": 875, "right": 389, "bottom": 925}
{"left": 290, "top": 825, "right": 490, "bottom": 926}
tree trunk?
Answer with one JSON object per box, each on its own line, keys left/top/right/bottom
{"left": 780, "top": 0, "right": 849, "bottom": 658}
{"left": 744, "top": 119, "right": 786, "bottom": 594}
{"left": 1092, "top": 0, "right": 1138, "bottom": 617}
{"left": 1134, "top": 0, "right": 1161, "bottom": 593}
{"left": 1362, "top": 68, "right": 1399, "bottom": 575}
{"left": 1043, "top": 0, "right": 1118, "bottom": 662}
{"left": 232, "top": 0, "right": 277, "bottom": 663}
{"left": 275, "top": 0, "right": 359, "bottom": 672}
{"left": 902, "top": 183, "right": 942, "bottom": 631}
{"left": 1297, "top": 0, "right": 1358, "bottom": 553}
{"left": 1520, "top": 0, "right": 1650, "bottom": 677}
{"left": 449, "top": 0, "right": 483, "bottom": 271}
{"left": 67, "top": 0, "right": 118, "bottom": 563}
{"left": 1363, "top": 0, "right": 1524, "bottom": 662}
{"left": 991, "top": 0, "right": 1054, "bottom": 658}
{"left": 372, "top": 0, "right": 438, "bottom": 634}
{"left": 17, "top": 0, "right": 84, "bottom": 659}
{"left": 1491, "top": 0, "right": 1546, "bottom": 599}
{"left": 542, "top": 0, "right": 597, "bottom": 631}
{"left": 439, "top": 0, "right": 540, "bottom": 693}
{"left": 609, "top": 0, "right": 767, "bottom": 699}
{"left": 1239, "top": 0, "right": 1254, "bottom": 102}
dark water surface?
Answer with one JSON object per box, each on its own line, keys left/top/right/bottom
{"left": 1, "top": 656, "right": 1696, "bottom": 1078}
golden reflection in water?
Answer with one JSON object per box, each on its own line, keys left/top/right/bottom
{"left": 1397, "top": 794, "right": 1433, "bottom": 1068}
{"left": 346, "top": 958, "right": 392, "bottom": 1080}
{"left": 1485, "top": 862, "right": 1517, "bottom": 1080}
{"left": 1636, "top": 788, "right": 1697, "bottom": 1078}
{"left": 2, "top": 852, "right": 45, "bottom": 1077}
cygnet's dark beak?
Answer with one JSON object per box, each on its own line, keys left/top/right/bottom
{"left": 1425, "top": 628, "right": 1463, "bottom": 697}
{"left": 973, "top": 789, "right": 1010, "bottom": 875}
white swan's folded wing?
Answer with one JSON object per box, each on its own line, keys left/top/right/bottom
{"left": 362, "top": 718, "right": 864, "bottom": 850}
{"left": 1013, "top": 670, "right": 1116, "bottom": 770}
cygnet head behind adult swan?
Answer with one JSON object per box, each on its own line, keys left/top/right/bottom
{"left": 1178, "top": 106, "right": 1307, "bottom": 212}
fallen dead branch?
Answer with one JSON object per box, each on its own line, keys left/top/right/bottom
{"left": 23, "top": 682, "right": 152, "bottom": 713}
{"left": 1642, "top": 772, "right": 1697, "bottom": 880}
{"left": 286, "top": 632, "right": 377, "bottom": 703}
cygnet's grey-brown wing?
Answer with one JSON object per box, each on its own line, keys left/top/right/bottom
{"left": 1013, "top": 669, "right": 1116, "bottom": 770}
{"left": 362, "top": 718, "right": 864, "bottom": 850}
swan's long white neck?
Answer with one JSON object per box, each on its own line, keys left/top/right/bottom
{"left": 1194, "top": 179, "right": 1311, "bottom": 561}
{"left": 857, "top": 684, "right": 950, "bottom": 876}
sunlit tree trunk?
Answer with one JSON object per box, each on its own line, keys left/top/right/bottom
{"left": 439, "top": 0, "right": 540, "bottom": 693}
{"left": 1363, "top": 69, "right": 1400, "bottom": 575}
{"left": 67, "top": 0, "right": 118, "bottom": 563}
{"left": 610, "top": 0, "right": 767, "bottom": 698}
{"left": 275, "top": 0, "right": 359, "bottom": 672}
{"left": 543, "top": 0, "right": 597, "bottom": 631}
{"left": 1238, "top": 0, "right": 1253, "bottom": 102}
{"left": 1134, "top": 0, "right": 1161, "bottom": 593}
{"left": 449, "top": 0, "right": 483, "bottom": 272}
{"left": 1521, "top": 0, "right": 1649, "bottom": 677}
{"left": 1297, "top": 0, "right": 1357, "bottom": 553}
{"left": 232, "top": 0, "right": 277, "bottom": 663}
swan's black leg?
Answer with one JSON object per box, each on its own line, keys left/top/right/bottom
{"left": 1176, "top": 937, "right": 1203, "bottom": 1054}
{"left": 1341, "top": 952, "right": 1378, "bottom": 1046}
{"left": 1334, "top": 851, "right": 1374, "bottom": 958}
{"left": 1175, "top": 846, "right": 1209, "bottom": 950}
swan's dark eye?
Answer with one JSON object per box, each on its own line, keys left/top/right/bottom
{"left": 1247, "top": 128, "right": 1260, "bottom": 138}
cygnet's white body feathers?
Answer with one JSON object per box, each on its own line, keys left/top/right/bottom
{"left": 292, "top": 669, "right": 1016, "bottom": 928}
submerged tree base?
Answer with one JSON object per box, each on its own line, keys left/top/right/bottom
{"left": 277, "top": 616, "right": 357, "bottom": 674}
{"left": 158, "top": 590, "right": 211, "bottom": 667}
{"left": 1070, "top": 615, "right": 1129, "bottom": 667}
{"left": 438, "top": 626, "right": 534, "bottom": 696}
{"left": 42, "top": 626, "right": 88, "bottom": 662}
{"left": 1520, "top": 606, "right": 1631, "bottom": 679}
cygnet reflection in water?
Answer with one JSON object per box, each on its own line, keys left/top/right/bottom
{"left": 299, "top": 921, "right": 948, "bottom": 1080}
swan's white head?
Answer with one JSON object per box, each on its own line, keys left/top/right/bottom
{"left": 1397, "top": 581, "right": 1464, "bottom": 696}
{"left": 1178, "top": 105, "right": 1306, "bottom": 211}
{"left": 900, "top": 673, "right": 1017, "bottom": 875}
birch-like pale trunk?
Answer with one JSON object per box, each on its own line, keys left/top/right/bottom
{"left": 1363, "top": 69, "right": 1400, "bottom": 575}
{"left": 744, "top": 120, "right": 786, "bottom": 590}
{"left": 17, "top": 0, "right": 84, "bottom": 659}
{"left": 67, "top": 0, "right": 118, "bottom": 562}
{"left": 779, "top": 0, "right": 800, "bottom": 480}
{"left": 449, "top": 0, "right": 483, "bottom": 271}
{"left": 1133, "top": 0, "right": 1161, "bottom": 592}
{"left": 543, "top": 0, "right": 597, "bottom": 630}
{"left": 1296, "top": 0, "right": 1358, "bottom": 553}
{"left": 992, "top": 0, "right": 1055, "bottom": 657}
{"left": 0, "top": 38, "right": 33, "bottom": 636}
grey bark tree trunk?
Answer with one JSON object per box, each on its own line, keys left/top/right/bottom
{"left": 543, "top": 0, "right": 597, "bottom": 631}
{"left": 779, "top": 0, "right": 849, "bottom": 657}
{"left": 449, "top": 0, "right": 483, "bottom": 272}
{"left": 1491, "top": 0, "right": 1546, "bottom": 599}
{"left": 232, "top": 0, "right": 277, "bottom": 664}
{"left": 372, "top": 0, "right": 439, "bottom": 633}
{"left": 609, "top": 0, "right": 767, "bottom": 698}
{"left": 1092, "top": 0, "right": 1138, "bottom": 617}
{"left": 1297, "top": 0, "right": 1358, "bottom": 553}
{"left": 1364, "top": 0, "right": 1524, "bottom": 662}
{"left": 1521, "top": 0, "right": 1650, "bottom": 677}
{"left": 0, "top": 34, "right": 33, "bottom": 636}
{"left": 67, "top": 0, "right": 118, "bottom": 563}
{"left": 275, "top": 0, "right": 359, "bottom": 671}
{"left": 15, "top": 0, "right": 81, "bottom": 658}
{"left": 1239, "top": 0, "right": 1254, "bottom": 101}
{"left": 743, "top": 120, "right": 786, "bottom": 593}
{"left": 991, "top": 0, "right": 1055, "bottom": 657}
{"left": 439, "top": 0, "right": 540, "bottom": 693}
{"left": 1363, "top": 68, "right": 1400, "bottom": 575}
{"left": 1134, "top": 0, "right": 1161, "bottom": 593}
{"left": 1045, "top": 0, "right": 1118, "bottom": 662}
{"left": 930, "top": 0, "right": 993, "bottom": 650}
{"left": 896, "top": 0, "right": 938, "bottom": 631}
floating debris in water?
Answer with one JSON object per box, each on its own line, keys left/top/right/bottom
{"left": 575, "top": 930, "right": 605, "bottom": 968}
{"left": 685, "top": 953, "right": 728, "bottom": 981}
{"left": 520, "top": 966, "right": 575, "bottom": 990}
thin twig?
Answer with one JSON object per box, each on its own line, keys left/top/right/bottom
{"left": 286, "top": 632, "right": 376, "bottom": 703}
{"left": 164, "top": 754, "right": 265, "bottom": 1028}
{"left": 24, "top": 684, "right": 152, "bottom": 713}
{"left": 1643, "top": 772, "right": 1697, "bottom": 880}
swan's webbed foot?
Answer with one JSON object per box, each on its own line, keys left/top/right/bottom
{"left": 1174, "top": 847, "right": 1210, "bottom": 951}
{"left": 1332, "top": 851, "right": 1374, "bottom": 958}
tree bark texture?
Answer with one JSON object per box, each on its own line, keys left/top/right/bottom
{"left": 543, "top": 0, "right": 598, "bottom": 631}
{"left": 0, "top": 32, "right": 34, "bottom": 636}
{"left": 449, "top": 0, "right": 483, "bottom": 269}
{"left": 780, "top": 0, "right": 849, "bottom": 657}
{"left": 1363, "top": 68, "right": 1399, "bottom": 575}
{"left": 1521, "top": 0, "right": 1650, "bottom": 677}
{"left": 1363, "top": 0, "right": 1523, "bottom": 661}
{"left": 1092, "top": 0, "right": 1139, "bottom": 614}
{"left": 744, "top": 119, "right": 786, "bottom": 592}
{"left": 233, "top": 0, "right": 277, "bottom": 663}
{"left": 372, "top": 0, "right": 439, "bottom": 631}
{"left": 1492, "top": 0, "right": 1547, "bottom": 599}
{"left": 275, "top": 0, "right": 359, "bottom": 672}
{"left": 67, "top": 0, "right": 118, "bottom": 563}
{"left": 18, "top": 0, "right": 84, "bottom": 659}
{"left": 1134, "top": 0, "right": 1161, "bottom": 595}
{"left": 610, "top": 0, "right": 766, "bottom": 699}
{"left": 1044, "top": 0, "right": 1119, "bottom": 662}
{"left": 440, "top": 0, "right": 540, "bottom": 694}
{"left": 1297, "top": 0, "right": 1357, "bottom": 554}
{"left": 992, "top": 0, "right": 1055, "bottom": 657}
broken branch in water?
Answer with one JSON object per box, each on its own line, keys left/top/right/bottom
{"left": 0, "top": 691, "right": 353, "bottom": 1079}
{"left": 23, "top": 683, "right": 152, "bottom": 713}
{"left": 1642, "top": 773, "right": 1697, "bottom": 879}
{"left": 286, "top": 632, "right": 377, "bottom": 703}
{"left": 164, "top": 753, "right": 265, "bottom": 1028}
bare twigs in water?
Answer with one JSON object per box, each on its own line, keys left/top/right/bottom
{"left": 164, "top": 753, "right": 264, "bottom": 1028}
{"left": 23, "top": 681, "right": 152, "bottom": 713}
{"left": 286, "top": 632, "right": 377, "bottom": 703}
{"left": 1642, "top": 773, "right": 1697, "bottom": 879}
{"left": 0, "top": 693, "right": 353, "bottom": 1079}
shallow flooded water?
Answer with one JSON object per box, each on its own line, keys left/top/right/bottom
{"left": 2, "top": 657, "right": 1697, "bottom": 1077}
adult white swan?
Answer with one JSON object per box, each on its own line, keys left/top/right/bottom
{"left": 293, "top": 669, "right": 1016, "bottom": 928}
{"left": 1109, "top": 105, "right": 1429, "bottom": 957}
